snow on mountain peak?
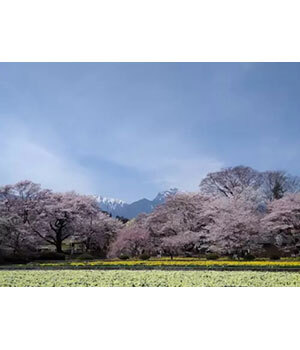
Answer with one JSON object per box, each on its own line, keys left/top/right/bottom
{"left": 94, "top": 188, "right": 179, "bottom": 219}
{"left": 153, "top": 188, "right": 179, "bottom": 203}
{"left": 94, "top": 195, "right": 127, "bottom": 210}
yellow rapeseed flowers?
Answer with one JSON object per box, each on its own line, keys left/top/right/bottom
{"left": 38, "top": 258, "right": 300, "bottom": 268}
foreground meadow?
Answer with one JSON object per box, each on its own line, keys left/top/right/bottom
{"left": 1, "top": 270, "right": 300, "bottom": 287}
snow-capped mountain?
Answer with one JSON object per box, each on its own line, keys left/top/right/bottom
{"left": 96, "top": 196, "right": 126, "bottom": 210}
{"left": 95, "top": 188, "right": 178, "bottom": 219}
{"left": 94, "top": 196, "right": 126, "bottom": 212}
{"left": 152, "top": 188, "right": 179, "bottom": 205}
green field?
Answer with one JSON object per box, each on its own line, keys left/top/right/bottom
{"left": 1, "top": 269, "right": 300, "bottom": 287}
{"left": 2, "top": 258, "right": 300, "bottom": 286}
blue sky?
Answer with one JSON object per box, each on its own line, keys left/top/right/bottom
{"left": 0, "top": 63, "right": 300, "bottom": 202}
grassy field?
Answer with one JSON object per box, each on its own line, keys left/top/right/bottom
{"left": 0, "top": 269, "right": 300, "bottom": 286}
{"left": 2, "top": 258, "right": 300, "bottom": 286}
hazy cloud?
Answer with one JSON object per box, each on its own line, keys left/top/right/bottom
{"left": 0, "top": 120, "right": 95, "bottom": 194}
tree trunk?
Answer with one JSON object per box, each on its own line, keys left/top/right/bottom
{"left": 56, "top": 228, "right": 63, "bottom": 253}
{"left": 56, "top": 239, "right": 63, "bottom": 253}
{"left": 56, "top": 233, "right": 63, "bottom": 253}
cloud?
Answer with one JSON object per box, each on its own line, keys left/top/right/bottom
{"left": 0, "top": 114, "right": 224, "bottom": 200}
{"left": 150, "top": 156, "right": 224, "bottom": 191}
{"left": 0, "top": 120, "right": 95, "bottom": 194}
{"left": 85, "top": 124, "right": 224, "bottom": 192}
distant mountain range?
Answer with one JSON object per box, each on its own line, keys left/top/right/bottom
{"left": 95, "top": 188, "right": 179, "bottom": 219}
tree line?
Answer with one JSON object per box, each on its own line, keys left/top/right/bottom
{"left": 0, "top": 166, "right": 300, "bottom": 261}
{"left": 110, "top": 166, "right": 300, "bottom": 259}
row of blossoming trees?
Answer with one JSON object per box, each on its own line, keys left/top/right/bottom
{"left": 111, "top": 166, "right": 300, "bottom": 258}
{"left": 1, "top": 166, "right": 300, "bottom": 260}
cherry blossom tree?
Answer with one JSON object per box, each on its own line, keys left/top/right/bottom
{"left": 109, "top": 214, "right": 153, "bottom": 257}
{"left": 0, "top": 181, "right": 49, "bottom": 253}
{"left": 0, "top": 215, "right": 33, "bottom": 254}
{"left": 109, "top": 193, "right": 215, "bottom": 258}
{"left": 0, "top": 181, "right": 123, "bottom": 254}
{"left": 161, "top": 231, "right": 206, "bottom": 259}
{"left": 204, "top": 196, "right": 263, "bottom": 257}
{"left": 145, "top": 193, "right": 214, "bottom": 257}
{"left": 76, "top": 210, "right": 123, "bottom": 256}
{"left": 200, "top": 166, "right": 300, "bottom": 204}
{"left": 261, "top": 193, "right": 300, "bottom": 255}
{"left": 151, "top": 193, "right": 263, "bottom": 258}
{"left": 199, "top": 166, "right": 262, "bottom": 198}
{"left": 30, "top": 191, "right": 105, "bottom": 253}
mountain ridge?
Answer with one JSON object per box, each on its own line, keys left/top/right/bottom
{"left": 95, "top": 188, "right": 178, "bottom": 219}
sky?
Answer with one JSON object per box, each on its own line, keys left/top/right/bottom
{"left": 0, "top": 63, "right": 300, "bottom": 202}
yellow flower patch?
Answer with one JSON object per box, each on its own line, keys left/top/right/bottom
{"left": 39, "top": 259, "right": 300, "bottom": 268}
